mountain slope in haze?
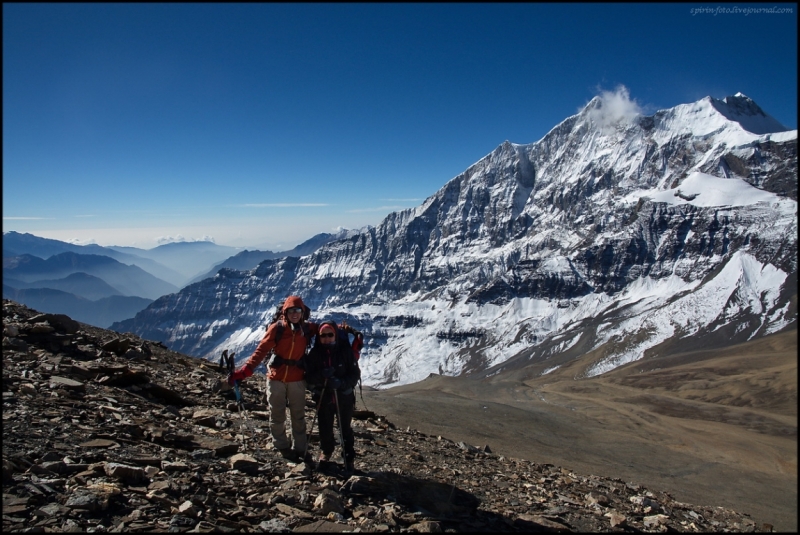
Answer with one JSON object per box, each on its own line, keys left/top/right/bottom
{"left": 3, "top": 231, "right": 186, "bottom": 288}
{"left": 3, "top": 231, "right": 101, "bottom": 259}
{"left": 3, "top": 251, "right": 178, "bottom": 300}
{"left": 2, "top": 251, "right": 172, "bottom": 328}
{"left": 107, "top": 241, "right": 242, "bottom": 284}
{"left": 2, "top": 271, "right": 122, "bottom": 301}
{"left": 111, "top": 93, "right": 796, "bottom": 389}
{"left": 2, "top": 286, "right": 152, "bottom": 328}
{"left": 188, "top": 228, "right": 366, "bottom": 284}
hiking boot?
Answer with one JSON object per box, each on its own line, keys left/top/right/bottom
{"left": 317, "top": 452, "right": 331, "bottom": 468}
{"left": 279, "top": 448, "right": 298, "bottom": 461}
{"left": 344, "top": 459, "right": 355, "bottom": 474}
{"left": 295, "top": 450, "right": 312, "bottom": 464}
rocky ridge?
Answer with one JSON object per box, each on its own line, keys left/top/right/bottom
{"left": 3, "top": 299, "right": 775, "bottom": 532}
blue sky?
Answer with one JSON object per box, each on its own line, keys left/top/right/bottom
{"left": 3, "top": 3, "right": 797, "bottom": 251}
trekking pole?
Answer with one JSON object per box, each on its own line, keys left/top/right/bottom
{"left": 303, "top": 378, "right": 327, "bottom": 467}
{"left": 358, "top": 382, "right": 368, "bottom": 412}
{"left": 226, "top": 352, "right": 245, "bottom": 413}
{"left": 222, "top": 352, "right": 257, "bottom": 451}
{"left": 232, "top": 382, "right": 244, "bottom": 411}
{"left": 333, "top": 388, "right": 347, "bottom": 469}
{"left": 219, "top": 349, "right": 228, "bottom": 373}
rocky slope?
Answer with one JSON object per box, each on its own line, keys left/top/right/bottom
{"left": 3, "top": 300, "right": 776, "bottom": 532}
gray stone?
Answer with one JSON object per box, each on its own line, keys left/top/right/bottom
{"left": 514, "top": 514, "right": 572, "bottom": 532}
{"left": 408, "top": 520, "right": 443, "bottom": 533}
{"left": 258, "top": 518, "right": 291, "bottom": 532}
{"left": 49, "top": 376, "right": 85, "bottom": 391}
{"left": 65, "top": 491, "right": 104, "bottom": 512}
{"left": 313, "top": 488, "right": 345, "bottom": 515}
{"left": 105, "top": 462, "right": 146, "bottom": 482}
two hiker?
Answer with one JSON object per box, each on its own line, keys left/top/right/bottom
{"left": 227, "top": 295, "right": 362, "bottom": 472}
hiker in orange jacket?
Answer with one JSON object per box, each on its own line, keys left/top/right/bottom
{"left": 229, "top": 295, "right": 319, "bottom": 462}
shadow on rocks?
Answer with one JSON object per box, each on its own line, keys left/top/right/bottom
{"left": 342, "top": 470, "right": 480, "bottom": 516}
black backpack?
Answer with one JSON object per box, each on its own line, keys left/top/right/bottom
{"left": 313, "top": 322, "right": 367, "bottom": 408}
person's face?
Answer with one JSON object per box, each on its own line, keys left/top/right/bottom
{"left": 286, "top": 307, "right": 303, "bottom": 324}
{"left": 319, "top": 329, "right": 336, "bottom": 345}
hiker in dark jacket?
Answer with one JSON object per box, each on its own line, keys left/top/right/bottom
{"left": 304, "top": 320, "right": 361, "bottom": 473}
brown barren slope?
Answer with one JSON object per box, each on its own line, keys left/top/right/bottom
{"left": 364, "top": 328, "right": 798, "bottom": 532}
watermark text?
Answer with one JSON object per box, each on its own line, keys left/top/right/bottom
{"left": 690, "top": 5, "right": 793, "bottom": 15}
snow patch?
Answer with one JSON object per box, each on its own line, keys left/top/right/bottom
{"left": 627, "top": 172, "right": 785, "bottom": 208}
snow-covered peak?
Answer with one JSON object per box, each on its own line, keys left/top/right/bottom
{"left": 645, "top": 95, "right": 786, "bottom": 149}
{"left": 116, "top": 91, "right": 797, "bottom": 390}
{"left": 713, "top": 93, "right": 789, "bottom": 134}
{"left": 653, "top": 93, "right": 788, "bottom": 138}
{"left": 333, "top": 226, "right": 372, "bottom": 240}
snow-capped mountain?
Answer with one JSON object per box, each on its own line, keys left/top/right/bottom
{"left": 112, "top": 93, "right": 797, "bottom": 388}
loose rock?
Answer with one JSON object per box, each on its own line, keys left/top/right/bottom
{"left": 2, "top": 299, "right": 775, "bottom": 532}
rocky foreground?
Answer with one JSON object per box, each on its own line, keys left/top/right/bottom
{"left": 2, "top": 300, "right": 775, "bottom": 532}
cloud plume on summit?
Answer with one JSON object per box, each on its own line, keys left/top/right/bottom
{"left": 585, "top": 85, "right": 644, "bottom": 133}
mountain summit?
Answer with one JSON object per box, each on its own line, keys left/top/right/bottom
{"left": 113, "top": 93, "right": 797, "bottom": 388}
{"left": 709, "top": 92, "right": 790, "bottom": 134}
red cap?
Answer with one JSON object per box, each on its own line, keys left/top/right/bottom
{"left": 320, "top": 324, "right": 336, "bottom": 334}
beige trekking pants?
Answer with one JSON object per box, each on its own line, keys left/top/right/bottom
{"left": 267, "top": 379, "right": 307, "bottom": 452}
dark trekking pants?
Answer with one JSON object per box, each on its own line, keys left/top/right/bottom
{"left": 317, "top": 389, "right": 356, "bottom": 462}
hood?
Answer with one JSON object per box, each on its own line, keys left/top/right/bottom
{"left": 282, "top": 295, "right": 307, "bottom": 313}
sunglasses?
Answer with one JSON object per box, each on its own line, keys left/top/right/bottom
{"left": 319, "top": 333, "right": 335, "bottom": 338}
{"left": 286, "top": 307, "right": 303, "bottom": 314}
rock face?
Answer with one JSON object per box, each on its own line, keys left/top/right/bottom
{"left": 3, "top": 300, "right": 776, "bottom": 532}
{"left": 110, "top": 93, "right": 796, "bottom": 388}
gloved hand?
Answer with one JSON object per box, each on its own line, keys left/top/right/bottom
{"left": 268, "top": 355, "right": 285, "bottom": 368}
{"left": 228, "top": 366, "right": 252, "bottom": 385}
{"left": 326, "top": 377, "right": 342, "bottom": 390}
{"left": 322, "top": 367, "right": 335, "bottom": 379}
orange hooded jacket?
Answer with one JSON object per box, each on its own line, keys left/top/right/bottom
{"left": 241, "top": 296, "right": 319, "bottom": 383}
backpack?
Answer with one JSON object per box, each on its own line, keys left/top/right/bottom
{"left": 351, "top": 331, "right": 364, "bottom": 361}
{"left": 336, "top": 323, "right": 366, "bottom": 408}
{"left": 351, "top": 332, "right": 366, "bottom": 409}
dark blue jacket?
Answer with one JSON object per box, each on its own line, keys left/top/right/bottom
{"left": 305, "top": 327, "right": 360, "bottom": 394}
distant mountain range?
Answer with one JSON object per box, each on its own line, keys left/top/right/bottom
{"left": 188, "top": 229, "right": 365, "bottom": 284}
{"left": 2, "top": 286, "right": 153, "bottom": 329}
{"left": 108, "top": 93, "right": 796, "bottom": 388}
{"left": 4, "top": 271, "right": 122, "bottom": 301}
{"left": 3, "top": 252, "right": 178, "bottom": 299}
{"left": 2, "top": 232, "right": 187, "bottom": 287}
{"left": 106, "top": 241, "right": 244, "bottom": 284}
{"left": 2, "top": 231, "right": 348, "bottom": 328}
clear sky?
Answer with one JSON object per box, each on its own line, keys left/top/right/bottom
{"left": 3, "top": 3, "right": 797, "bottom": 251}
